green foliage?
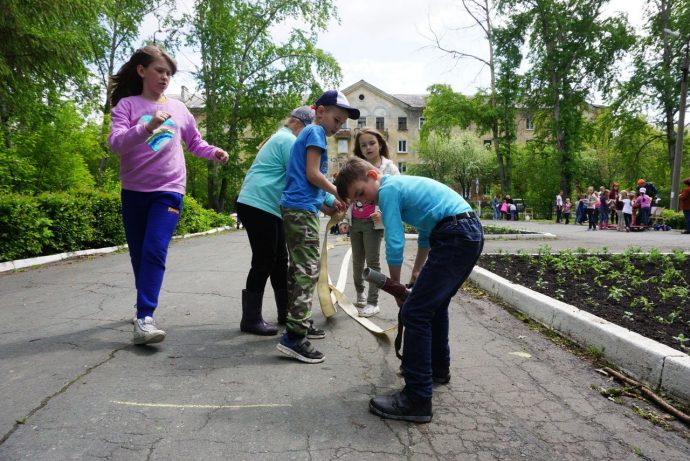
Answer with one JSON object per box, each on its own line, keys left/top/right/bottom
{"left": 510, "top": 143, "right": 560, "bottom": 217}
{"left": 0, "top": 193, "right": 233, "bottom": 262}
{"left": 0, "top": 98, "right": 102, "bottom": 194}
{"left": 0, "top": 195, "right": 53, "bottom": 261}
{"left": 497, "top": 0, "right": 634, "bottom": 196}
{"left": 0, "top": 0, "right": 103, "bottom": 141}
{"left": 420, "top": 85, "right": 476, "bottom": 139}
{"left": 177, "top": 195, "right": 234, "bottom": 235}
{"left": 661, "top": 209, "right": 685, "bottom": 229}
{"left": 36, "top": 193, "right": 94, "bottom": 254}
{"left": 411, "top": 131, "right": 493, "bottom": 197}
{"left": 616, "top": 0, "right": 690, "bottom": 173}
{"left": 83, "top": 191, "right": 126, "bottom": 247}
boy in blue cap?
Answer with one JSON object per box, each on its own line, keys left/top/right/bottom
{"left": 335, "top": 157, "right": 484, "bottom": 423}
{"left": 276, "top": 90, "right": 360, "bottom": 364}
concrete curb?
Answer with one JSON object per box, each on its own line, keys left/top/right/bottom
{"left": 0, "top": 226, "right": 232, "bottom": 274}
{"left": 469, "top": 265, "right": 690, "bottom": 404}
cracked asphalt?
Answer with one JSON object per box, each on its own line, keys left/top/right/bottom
{"left": 0, "top": 220, "right": 689, "bottom": 460}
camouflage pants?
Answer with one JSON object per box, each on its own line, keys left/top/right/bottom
{"left": 281, "top": 207, "right": 321, "bottom": 337}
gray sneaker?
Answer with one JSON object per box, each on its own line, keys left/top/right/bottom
{"left": 133, "top": 316, "right": 166, "bottom": 345}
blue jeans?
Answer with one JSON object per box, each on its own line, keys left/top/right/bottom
{"left": 121, "top": 190, "right": 183, "bottom": 314}
{"left": 684, "top": 210, "right": 690, "bottom": 232}
{"left": 401, "top": 216, "right": 484, "bottom": 399}
{"left": 640, "top": 207, "right": 650, "bottom": 226}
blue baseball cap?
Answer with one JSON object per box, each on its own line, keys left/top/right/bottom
{"left": 315, "top": 90, "right": 360, "bottom": 120}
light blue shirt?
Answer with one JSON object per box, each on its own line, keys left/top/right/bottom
{"left": 379, "top": 175, "right": 472, "bottom": 266}
{"left": 280, "top": 124, "right": 334, "bottom": 213}
{"left": 237, "top": 127, "right": 295, "bottom": 218}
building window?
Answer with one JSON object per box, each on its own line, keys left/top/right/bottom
{"left": 376, "top": 117, "right": 385, "bottom": 130}
{"left": 358, "top": 94, "right": 365, "bottom": 101}
{"left": 357, "top": 117, "right": 366, "bottom": 128}
{"left": 398, "top": 162, "right": 407, "bottom": 173}
{"left": 398, "top": 140, "right": 407, "bottom": 153}
{"left": 338, "top": 139, "right": 348, "bottom": 154}
{"left": 419, "top": 116, "right": 426, "bottom": 129}
{"left": 525, "top": 115, "right": 534, "bottom": 130}
{"left": 398, "top": 117, "right": 407, "bottom": 131}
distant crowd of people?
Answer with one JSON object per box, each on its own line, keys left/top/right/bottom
{"left": 561, "top": 179, "right": 658, "bottom": 232}
{"left": 490, "top": 195, "right": 520, "bottom": 221}
{"left": 489, "top": 178, "right": 690, "bottom": 234}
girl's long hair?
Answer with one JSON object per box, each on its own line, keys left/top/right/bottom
{"left": 109, "top": 45, "right": 177, "bottom": 108}
{"left": 353, "top": 127, "right": 390, "bottom": 159}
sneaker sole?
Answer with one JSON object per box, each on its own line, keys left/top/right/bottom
{"left": 368, "top": 401, "right": 432, "bottom": 423}
{"left": 306, "top": 332, "right": 326, "bottom": 339}
{"left": 276, "top": 343, "right": 325, "bottom": 363}
{"left": 133, "top": 332, "right": 166, "bottom": 345}
{"left": 358, "top": 310, "right": 379, "bottom": 318}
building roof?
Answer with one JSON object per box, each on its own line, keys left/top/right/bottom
{"left": 342, "top": 80, "right": 427, "bottom": 110}
{"left": 168, "top": 87, "right": 205, "bottom": 110}
{"left": 391, "top": 94, "right": 426, "bottom": 109}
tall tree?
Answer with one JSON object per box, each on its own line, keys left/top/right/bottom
{"left": 497, "top": 0, "right": 633, "bottom": 197}
{"left": 429, "top": 0, "right": 512, "bottom": 194}
{"left": 617, "top": 0, "right": 690, "bottom": 182}
{"left": 188, "top": 0, "right": 341, "bottom": 211}
{"left": 0, "top": 0, "right": 102, "bottom": 146}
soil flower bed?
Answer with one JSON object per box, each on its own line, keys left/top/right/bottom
{"left": 478, "top": 247, "right": 690, "bottom": 355}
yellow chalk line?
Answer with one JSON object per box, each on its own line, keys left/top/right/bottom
{"left": 112, "top": 400, "right": 291, "bottom": 409}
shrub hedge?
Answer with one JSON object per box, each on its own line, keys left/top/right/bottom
{"left": 0, "top": 192, "right": 235, "bottom": 262}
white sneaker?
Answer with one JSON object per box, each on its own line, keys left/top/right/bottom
{"left": 357, "top": 304, "right": 380, "bottom": 318}
{"left": 133, "top": 316, "right": 166, "bottom": 345}
{"left": 355, "top": 291, "right": 367, "bottom": 307}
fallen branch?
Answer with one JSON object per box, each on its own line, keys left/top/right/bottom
{"left": 602, "top": 367, "right": 690, "bottom": 425}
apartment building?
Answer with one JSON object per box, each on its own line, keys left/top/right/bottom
{"left": 327, "top": 80, "right": 426, "bottom": 175}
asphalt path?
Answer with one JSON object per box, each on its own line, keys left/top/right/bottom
{"left": 0, "top": 219, "right": 688, "bottom": 460}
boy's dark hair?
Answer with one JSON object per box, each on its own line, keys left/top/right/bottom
{"left": 109, "top": 45, "right": 177, "bottom": 108}
{"left": 353, "top": 127, "right": 390, "bottom": 159}
{"left": 334, "top": 157, "right": 375, "bottom": 200}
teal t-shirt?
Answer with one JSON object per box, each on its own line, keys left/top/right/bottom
{"left": 280, "top": 124, "right": 330, "bottom": 213}
{"left": 379, "top": 175, "right": 473, "bottom": 266}
{"left": 237, "top": 127, "right": 295, "bottom": 218}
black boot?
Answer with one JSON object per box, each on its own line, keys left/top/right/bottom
{"left": 240, "top": 290, "right": 278, "bottom": 336}
{"left": 274, "top": 289, "right": 288, "bottom": 326}
{"left": 369, "top": 387, "right": 432, "bottom": 423}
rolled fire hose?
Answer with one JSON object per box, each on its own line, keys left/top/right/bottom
{"left": 317, "top": 214, "right": 396, "bottom": 335}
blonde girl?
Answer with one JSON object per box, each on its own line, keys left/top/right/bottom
{"left": 348, "top": 128, "right": 400, "bottom": 317}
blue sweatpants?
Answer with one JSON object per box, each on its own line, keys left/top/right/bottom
{"left": 401, "top": 216, "right": 484, "bottom": 399}
{"left": 121, "top": 189, "right": 183, "bottom": 317}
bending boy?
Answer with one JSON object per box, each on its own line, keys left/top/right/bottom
{"left": 335, "top": 157, "right": 484, "bottom": 423}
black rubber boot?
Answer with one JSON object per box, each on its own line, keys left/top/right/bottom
{"left": 240, "top": 290, "right": 278, "bottom": 336}
{"left": 369, "top": 387, "right": 432, "bottom": 423}
{"left": 274, "top": 289, "right": 289, "bottom": 326}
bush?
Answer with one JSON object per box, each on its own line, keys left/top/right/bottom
{"left": 661, "top": 209, "right": 685, "bottom": 229}
{"left": 0, "top": 195, "right": 52, "bottom": 261}
{"left": 82, "top": 192, "right": 126, "bottom": 248}
{"left": 37, "top": 193, "right": 94, "bottom": 254}
{"left": 177, "top": 195, "right": 234, "bottom": 235}
{"left": 0, "top": 192, "right": 234, "bottom": 263}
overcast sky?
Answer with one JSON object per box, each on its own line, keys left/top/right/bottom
{"left": 158, "top": 0, "right": 645, "bottom": 98}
